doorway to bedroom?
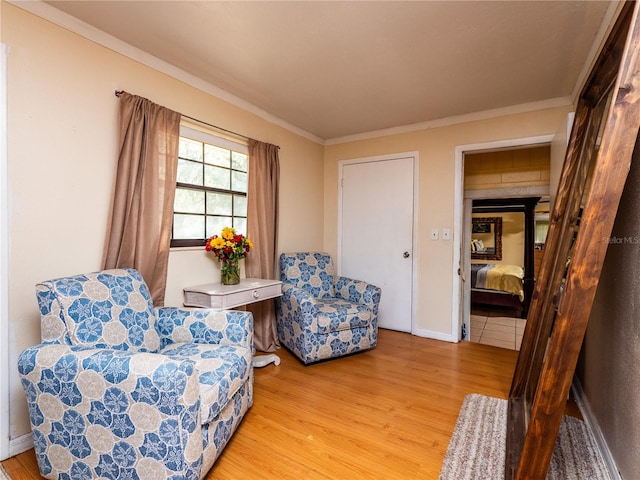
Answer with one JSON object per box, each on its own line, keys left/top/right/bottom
{"left": 462, "top": 146, "right": 551, "bottom": 350}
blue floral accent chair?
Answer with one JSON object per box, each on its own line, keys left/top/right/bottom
{"left": 17, "top": 268, "right": 254, "bottom": 480}
{"left": 276, "top": 252, "right": 381, "bottom": 364}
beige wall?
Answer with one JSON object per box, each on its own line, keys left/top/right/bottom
{"left": 324, "top": 106, "right": 572, "bottom": 337}
{"left": 500, "top": 212, "right": 525, "bottom": 266}
{"left": 3, "top": 2, "right": 324, "bottom": 440}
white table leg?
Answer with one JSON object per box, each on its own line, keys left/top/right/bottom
{"left": 252, "top": 354, "right": 281, "bottom": 368}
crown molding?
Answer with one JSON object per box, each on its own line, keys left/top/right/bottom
{"left": 9, "top": 0, "right": 611, "bottom": 148}
{"left": 325, "top": 97, "right": 573, "bottom": 146}
{"left": 7, "top": 0, "right": 325, "bottom": 145}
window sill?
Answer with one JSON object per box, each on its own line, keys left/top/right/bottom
{"left": 170, "top": 246, "right": 204, "bottom": 252}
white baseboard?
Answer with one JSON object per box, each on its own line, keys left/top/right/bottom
{"left": 8, "top": 433, "right": 33, "bottom": 459}
{"left": 571, "top": 377, "right": 621, "bottom": 480}
{"left": 412, "top": 327, "right": 456, "bottom": 342}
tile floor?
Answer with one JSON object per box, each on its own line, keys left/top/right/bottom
{"left": 470, "top": 308, "right": 526, "bottom": 350}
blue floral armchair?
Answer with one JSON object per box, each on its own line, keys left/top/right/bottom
{"left": 17, "top": 268, "right": 253, "bottom": 480}
{"left": 276, "top": 252, "right": 381, "bottom": 364}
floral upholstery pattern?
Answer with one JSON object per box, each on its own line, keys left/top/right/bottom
{"left": 276, "top": 252, "right": 381, "bottom": 364}
{"left": 18, "top": 268, "right": 253, "bottom": 480}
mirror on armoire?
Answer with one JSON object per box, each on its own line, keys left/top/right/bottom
{"left": 471, "top": 217, "right": 502, "bottom": 260}
{"left": 505, "top": 2, "right": 640, "bottom": 479}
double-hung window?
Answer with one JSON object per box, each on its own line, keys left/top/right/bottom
{"left": 171, "top": 125, "right": 249, "bottom": 247}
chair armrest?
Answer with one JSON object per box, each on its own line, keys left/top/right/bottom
{"left": 18, "top": 344, "right": 202, "bottom": 478}
{"left": 155, "top": 307, "right": 254, "bottom": 353}
{"left": 335, "top": 276, "right": 382, "bottom": 314}
{"left": 278, "top": 284, "right": 319, "bottom": 329}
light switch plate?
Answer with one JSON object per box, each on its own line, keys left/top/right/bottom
{"left": 431, "top": 228, "right": 439, "bottom": 240}
{"left": 442, "top": 228, "right": 451, "bottom": 240}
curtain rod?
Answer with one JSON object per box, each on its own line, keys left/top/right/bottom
{"left": 115, "top": 90, "right": 280, "bottom": 148}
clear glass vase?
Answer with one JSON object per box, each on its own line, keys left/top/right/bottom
{"left": 221, "top": 260, "right": 240, "bottom": 285}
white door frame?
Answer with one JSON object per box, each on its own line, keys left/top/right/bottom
{"left": 452, "top": 135, "right": 554, "bottom": 341}
{"left": 1, "top": 43, "right": 10, "bottom": 461}
{"left": 337, "top": 151, "right": 419, "bottom": 334}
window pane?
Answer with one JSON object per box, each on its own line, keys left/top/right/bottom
{"left": 232, "top": 170, "right": 248, "bottom": 193}
{"left": 174, "top": 214, "right": 205, "bottom": 239}
{"left": 206, "top": 216, "right": 232, "bottom": 238}
{"left": 232, "top": 151, "right": 248, "bottom": 172}
{"left": 206, "top": 192, "right": 232, "bottom": 216}
{"left": 177, "top": 159, "right": 203, "bottom": 186}
{"left": 205, "top": 144, "right": 230, "bottom": 167}
{"left": 174, "top": 188, "right": 204, "bottom": 214}
{"left": 173, "top": 132, "right": 249, "bottom": 246}
{"left": 234, "top": 217, "right": 247, "bottom": 236}
{"left": 205, "top": 165, "right": 231, "bottom": 190}
{"left": 234, "top": 195, "right": 247, "bottom": 216}
{"left": 179, "top": 137, "right": 203, "bottom": 162}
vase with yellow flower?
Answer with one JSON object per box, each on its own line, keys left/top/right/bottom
{"left": 205, "top": 227, "right": 254, "bottom": 285}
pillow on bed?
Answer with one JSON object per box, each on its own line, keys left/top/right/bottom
{"left": 471, "top": 239, "right": 484, "bottom": 252}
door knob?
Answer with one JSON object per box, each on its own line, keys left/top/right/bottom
{"left": 403, "top": 251, "right": 410, "bottom": 258}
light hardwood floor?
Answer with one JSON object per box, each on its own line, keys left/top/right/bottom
{"left": 3, "top": 329, "right": 575, "bottom": 479}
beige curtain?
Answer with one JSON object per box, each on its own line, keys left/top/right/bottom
{"left": 245, "top": 139, "right": 280, "bottom": 352}
{"left": 103, "top": 92, "right": 181, "bottom": 306}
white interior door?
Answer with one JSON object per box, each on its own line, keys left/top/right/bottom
{"left": 339, "top": 155, "right": 415, "bottom": 332}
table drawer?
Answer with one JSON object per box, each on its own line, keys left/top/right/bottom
{"left": 220, "top": 283, "right": 282, "bottom": 308}
{"left": 183, "top": 279, "right": 282, "bottom": 309}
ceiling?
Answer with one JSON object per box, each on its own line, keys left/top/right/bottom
{"left": 37, "top": 1, "right": 615, "bottom": 142}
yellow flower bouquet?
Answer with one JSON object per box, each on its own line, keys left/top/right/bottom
{"left": 205, "top": 227, "right": 254, "bottom": 285}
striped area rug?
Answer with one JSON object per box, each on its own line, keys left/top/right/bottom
{"left": 439, "top": 394, "right": 612, "bottom": 480}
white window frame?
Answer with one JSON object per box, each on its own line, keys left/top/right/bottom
{"left": 172, "top": 125, "right": 249, "bottom": 247}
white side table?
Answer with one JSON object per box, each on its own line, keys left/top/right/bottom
{"left": 183, "top": 278, "right": 282, "bottom": 368}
